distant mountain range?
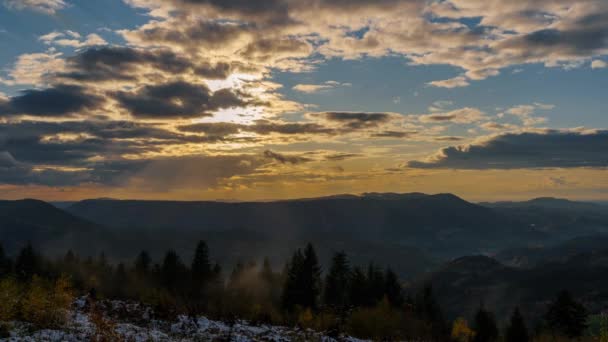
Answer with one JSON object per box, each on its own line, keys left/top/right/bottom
{"left": 415, "top": 248, "right": 608, "bottom": 323}
{"left": 2, "top": 193, "right": 608, "bottom": 279}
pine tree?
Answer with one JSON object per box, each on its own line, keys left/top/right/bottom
{"left": 281, "top": 244, "right": 323, "bottom": 311}
{"left": 415, "top": 284, "right": 448, "bottom": 339}
{"left": 544, "top": 290, "right": 588, "bottom": 338}
{"left": 301, "top": 243, "right": 322, "bottom": 310}
{"left": 505, "top": 307, "right": 528, "bottom": 342}
{"left": 15, "top": 242, "right": 40, "bottom": 281}
{"left": 323, "top": 251, "right": 351, "bottom": 311}
{"left": 473, "top": 306, "right": 499, "bottom": 342}
{"left": 161, "top": 250, "right": 186, "bottom": 293}
{"left": 384, "top": 268, "right": 404, "bottom": 307}
{"left": 134, "top": 251, "right": 151, "bottom": 275}
{"left": 191, "top": 241, "right": 212, "bottom": 286}
{"left": 366, "top": 263, "right": 385, "bottom": 305}
{"left": 0, "top": 243, "right": 12, "bottom": 277}
{"left": 260, "top": 257, "right": 274, "bottom": 284}
{"left": 349, "top": 266, "right": 368, "bottom": 308}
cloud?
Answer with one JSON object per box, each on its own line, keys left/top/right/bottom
{"left": 3, "top": 0, "right": 67, "bottom": 14}
{"left": 427, "top": 75, "right": 470, "bottom": 88}
{"left": 408, "top": 129, "right": 608, "bottom": 169}
{"left": 592, "top": 60, "right": 607, "bottom": 69}
{"left": 0, "top": 51, "right": 65, "bottom": 86}
{"left": 178, "top": 120, "right": 337, "bottom": 137}
{"left": 263, "top": 150, "right": 312, "bottom": 164}
{"left": 0, "top": 85, "right": 104, "bottom": 117}
{"left": 39, "top": 31, "right": 107, "bottom": 48}
{"left": 419, "top": 107, "right": 486, "bottom": 124}
{"left": 114, "top": 81, "right": 250, "bottom": 118}
{"left": 308, "top": 111, "right": 395, "bottom": 129}
{"left": 292, "top": 80, "right": 352, "bottom": 93}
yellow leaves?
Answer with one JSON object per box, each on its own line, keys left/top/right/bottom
{"left": 451, "top": 317, "right": 476, "bottom": 342}
{"left": 0, "top": 277, "right": 21, "bottom": 321}
{"left": 20, "top": 275, "right": 74, "bottom": 329}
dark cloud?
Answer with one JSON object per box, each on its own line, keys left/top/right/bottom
{"left": 323, "top": 153, "right": 361, "bottom": 161}
{"left": 310, "top": 111, "right": 394, "bottom": 129}
{"left": 58, "top": 46, "right": 233, "bottom": 82}
{"left": 178, "top": 120, "right": 337, "bottom": 136}
{"left": 0, "top": 85, "right": 104, "bottom": 117}
{"left": 240, "top": 38, "right": 312, "bottom": 61}
{"left": 263, "top": 150, "right": 312, "bottom": 164}
{"left": 114, "top": 81, "right": 248, "bottom": 118}
{"left": 372, "top": 130, "right": 417, "bottom": 138}
{"left": 408, "top": 130, "right": 608, "bottom": 169}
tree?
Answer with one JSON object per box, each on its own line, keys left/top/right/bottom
{"left": 134, "top": 251, "right": 151, "bottom": 275}
{"left": 191, "top": 240, "right": 212, "bottom": 286}
{"left": 451, "top": 317, "right": 475, "bottom": 342}
{"left": 282, "top": 243, "right": 322, "bottom": 311}
{"left": 323, "top": 251, "right": 351, "bottom": 311}
{"left": 14, "top": 243, "right": 40, "bottom": 281}
{"left": 301, "top": 243, "right": 322, "bottom": 310}
{"left": 544, "top": 290, "right": 588, "bottom": 338}
{"left": 0, "top": 243, "right": 12, "bottom": 277}
{"left": 349, "top": 266, "right": 368, "bottom": 308}
{"left": 415, "top": 284, "right": 448, "bottom": 338}
{"left": 366, "top": 263, "right": 385, "bottom": 305}
{"left": 384, "top": 268, "right": 404, "bottom": 307}
{"left": 473, "top": 306, "right": 498, "bottom": 342}
{"left": 161, "top": 250, "right": 186, "bottom": 293}
{"left": 505, "top": 307, "right": 528, "bottom": 342}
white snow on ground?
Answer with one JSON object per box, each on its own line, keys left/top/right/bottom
{"left": 1, "top": 298, "right": 369, "bottom": 342}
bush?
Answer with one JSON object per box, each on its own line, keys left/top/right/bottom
{"left": 20, "top": 275, "right": 73, "bottom": 329}
{"left": 0, "top": 277, "right": 21, "bottom": 321}
{"left": 346, "top": 298, "right": 405, "bottom": 340}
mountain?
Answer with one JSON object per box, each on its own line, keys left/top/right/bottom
{"left": 66, "top": 193, "right": 549, "bottom": 258}
{"left": 0, "top": 199, "right": 107, "bottom": 255}
{"left": 413, "top": 251, "right": 608, "bottom": 323}
{"left": 480, "top": 197, "right": 606, "bottom": 213}
{"left": 496, "top": 234, "right": 608, "bottom": 267}
{"left": 480, "top": 197, "right": 608, "bottom": 239}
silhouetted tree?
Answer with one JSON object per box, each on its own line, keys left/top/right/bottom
{"left": 349, "top": 266, "right": 368, "bottom": 308}
{"left": 161, "top": 250, "right": 186, "bottom": 293}
{"left": 323, "top": 251, "right": 351, "bottom": 311}
{"left": 260, "top": 257, "right": 274, "bottom": 284}
{"left": 473, "top": 306, "right": 498, "bottom": 342}
{"left": 505, "top": 307, "right": 528, "bottom": 342}
{"left": 544, "top": 290, "right": 588, "bottom": 338}
{"left": 0, "top": 242, "right": 12, "bottom": 277}
{"left": 134, "top": 251, "right": 151, "bottom": 275}
{"left": 15, "top": 243, "right": 40, "bottom": 281}
{"left": 191, "top": 241, "right": 212, "bottom": 286}
{"left": 415, "top": 284, "right": 448, "bottom": 340}
{"left": 366, "top": 263, "right": 385, "bottom": 305}
{"left": 282, "top": 243, "right": 322, "bottom": 311}
{"left": 384, "top": 268, "right": 404, "bottom": 307}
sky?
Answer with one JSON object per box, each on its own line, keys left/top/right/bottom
{"left": 0, "top": 0, "right": 607, "bottom": 202}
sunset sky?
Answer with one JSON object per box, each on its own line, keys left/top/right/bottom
{"left": 0, "top": 0, "right": 607, "bottom": 201}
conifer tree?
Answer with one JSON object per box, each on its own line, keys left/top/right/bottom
{"left": 384, "top": 268, "right": 404, "bottom": 307}
{"left": 15, "top": 242, "right": 40, "bottom": 281}
{"left": 0, "top": 243, "right": 12, "bottom": 277}
{"left": 473, "top": 306, "right": 499, "bottom": 342}
{"left": 544, "top": 290, "right": 588, "bottom": 338}
{"left": 505, "top": 307, "right": 528, "bottom": 342}
{"left": 260, "top": 257, "right": 274, "bottom": 284}
{"left": 301, "top": 243, "right": 322, "bottom": 310}
{"left": 191, "top": 240, "right": 212, "bottom": 286}
{"left": 161, "top": 250, "right": 186, "bottom": 293}
{"left": 366, "top": 263, "right": 385, "bottom": 305}
{"left": 134, "top": 251, "right": 151, "bottom": 275}
{"left": 323, "top": 251, "right": 351, "bottom": 311}
{"left": 349, "top": 266, "right": 368, "bottom": 308}
{"left": 415, "top": 284, "right": 448, "bottom": 339}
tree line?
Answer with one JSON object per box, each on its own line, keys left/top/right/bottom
{"left": 0, "top": 241, "right": 598, "bottom": 341}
